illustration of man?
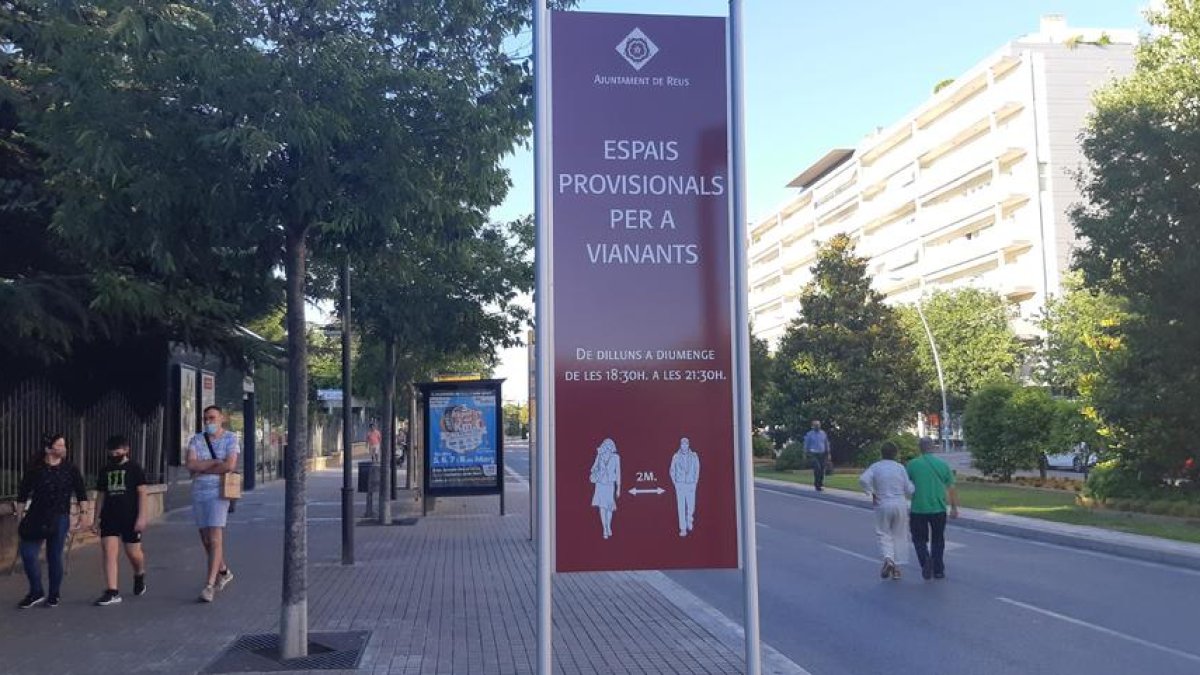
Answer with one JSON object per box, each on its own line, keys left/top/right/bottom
{"left": 669, "top": 437, "right": 700, "bottom": 537}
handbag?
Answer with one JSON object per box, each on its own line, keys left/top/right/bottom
{"left": 204, "top": 433, "right": 242, "bottom": 501}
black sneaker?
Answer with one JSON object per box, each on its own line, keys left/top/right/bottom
{"left": 45, "top": 595, "right": 60, "bottom": 608}
{"left": 934, "top": 571, "right": 946, "bottom": 580}
{"left": 133, "top": 575, "right": 147, "bottom": 596}
{"left": 921, "top": 561, "right": 933, "bottom": 580}
{"left": 18, "top": 594, "right": 46, "bottom": 609}
{"left": 94, "top": 590, "right": 122, "bottom": 606}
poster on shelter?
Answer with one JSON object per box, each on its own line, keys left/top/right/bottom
{"left": 427, "top": 387, "right": 500, "bottom": 492}
{"left": 550, "top": 11, "right": 739, "bottom": 573}
{"left": 178, "top": 365, "right": 197, "bottom": 464}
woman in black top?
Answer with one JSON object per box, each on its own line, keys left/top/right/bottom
{"left": 15, "top": 434, "right": 91, "bottom": 608}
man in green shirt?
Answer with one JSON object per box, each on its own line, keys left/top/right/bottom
{"left": 906, "top": 437, "right": 959, "bottom": 580}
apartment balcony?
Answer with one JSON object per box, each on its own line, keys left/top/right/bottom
{"left": 814, "top": 183, "right": 860, "bottom": 222}
{"left": 918, "top": 101, "right": 1026, "bottom": 171}
{"left": 999, "top": 275, "right": 1038, "bottom": 303}
{"left": 779, "top": 239, "right": 819, "bottom": 274}
{"left": 925, "top": 229, "right": 1033, "bottom": 278}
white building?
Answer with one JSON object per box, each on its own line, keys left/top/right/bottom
{"left": 749, "top": 16, "right": 1136, "bottom": 347}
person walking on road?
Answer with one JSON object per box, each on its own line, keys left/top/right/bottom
{"left": 186, "top": 405, "right": 240, "bottom": 602}
{"left": 92, "top": 435, "right": 149, "bottom": 606}
{"left": 859, "top": 441, "right": 914, "bottom": 580}
{"left": 907, "top": 437, "right": 959, "bottom": 580}
{"left": 14, "top": 434, "right": 91, "bottom": 609}
{"left": 803, "top": 420, "right": 831, "bottom": 491}
{"left": 366, "top": 423, "right": 382, "bottom": 463}
{"left": 669, "top": 437, "right": 700, "bottom": 537}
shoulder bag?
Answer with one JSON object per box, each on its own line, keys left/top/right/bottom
{"left": 204, "top": 433, "right": 243, "bottom": 501}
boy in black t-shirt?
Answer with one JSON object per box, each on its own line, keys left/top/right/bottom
{"left": 92, "top": 435, "right": 149, "bottom": 606}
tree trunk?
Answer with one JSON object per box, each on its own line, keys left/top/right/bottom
{"left": 378, "top": 339, "right": 395, "bottom": 524}
{"left": 281, "top": 227, "right": 309, "bottom": 659}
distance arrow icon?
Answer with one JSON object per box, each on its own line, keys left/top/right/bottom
{"left": 628, "top": 487, "right": 666, "bottom": 495}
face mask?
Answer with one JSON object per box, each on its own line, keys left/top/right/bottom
{"left": 204, "top": 423, "right": 219, "bottom": 435}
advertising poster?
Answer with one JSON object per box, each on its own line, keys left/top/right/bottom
{"left": 550, "top": 11, "right": 739, "bottom": 572}
{"left": 421, "top": 381, "right": 504, "bottom": 496}
{"left": 178, "top": 365, "right": 197, "bottom": 464}
{"left": 200, "top": 370, "right": 216, "bottom": 411}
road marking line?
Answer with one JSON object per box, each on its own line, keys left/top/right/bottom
{"left": 755, "top": 521, "right": 771, "bottom": 529}
{"left": 996, "top": 597, "right": 1200, "bottom": 665}
{"left": 825, "top": 544, "right": 877, "bottom": 564}
{"left": 504, "top": 467, "right": 529, "bottom": 486}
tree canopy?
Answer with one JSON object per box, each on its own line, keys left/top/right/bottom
{"left": 897, "top": 287, "right": 1024, "bottom": 414}
{"left": 1070, "top": 0, "right": 1200, "bottom": 480}
{"left": 770, "top": 234, "right": 921, "bottom": 462}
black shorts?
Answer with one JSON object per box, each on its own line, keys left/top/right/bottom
{"left": 100, "top": 517, "right": 142, "bottom": 544}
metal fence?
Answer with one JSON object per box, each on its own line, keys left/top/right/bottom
{"left": 0, "top": 377, "right": 165, "bottom": 499}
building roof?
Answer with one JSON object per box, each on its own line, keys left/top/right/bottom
{"left": 786, "top": 149, "right": 854, "bottom": 189}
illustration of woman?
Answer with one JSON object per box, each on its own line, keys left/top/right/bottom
{"left": 589, "top": 438, "right": 621, "bottom": 539}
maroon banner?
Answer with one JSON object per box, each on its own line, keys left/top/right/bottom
{"left": 551, "top": 11, "right": 737, "bottom": 573}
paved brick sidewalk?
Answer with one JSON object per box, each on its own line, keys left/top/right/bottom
{"left": 1, "top": 467, "right": 793, "bottom": 674}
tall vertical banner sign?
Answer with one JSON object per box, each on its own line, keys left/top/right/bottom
{"left": 551, "top": 11, "right": 738, "bottom": 572}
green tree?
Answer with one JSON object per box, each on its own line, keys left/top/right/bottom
{"left": 1036, "top": 272, "right": 1127, "bottom": 400}
{"left": 1070, "top": 0, "right": 1200, "bottom": 481}
{"left": 749, "top": 329, "right": 774, "bottom": 431}
{"left": 9, "top": 0, "right": 546, "bottom": 657}
{"left": 897, "top": 288, "right": 1023, "bottom": 414}
{"left": 964, "top": 383, "right": 1055, "bottom": 482}
{"left": 771, "top": 234, "right": 921, "bottom": 462}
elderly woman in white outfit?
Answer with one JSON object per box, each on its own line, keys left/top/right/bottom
{"left": 858, "top": 441, "right": 915, "bottom": 580}
{"left": 589, "top": 438, "right": 621, "bottom": 539}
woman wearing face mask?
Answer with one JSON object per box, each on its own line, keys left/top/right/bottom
{"left": 15, "top": 433, "right": 91, "bottom": 609}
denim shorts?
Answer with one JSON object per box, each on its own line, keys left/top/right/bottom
{"left": 192, "top": 495, "right": 230, "bottom": 528}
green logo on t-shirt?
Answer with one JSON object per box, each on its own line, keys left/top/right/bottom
{"left": 107, "top": 469, "right": 126, "bottom": 494}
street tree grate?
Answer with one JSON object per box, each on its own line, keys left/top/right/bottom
{"left": 202, "top": 631, "right": 369, "bottom": 673}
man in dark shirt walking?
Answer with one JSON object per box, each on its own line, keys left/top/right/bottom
{"left": 92, "top": 435, "right": 149, "bottom": 606}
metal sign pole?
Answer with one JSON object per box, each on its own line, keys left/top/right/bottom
{"left": 729, "top": 2, "right": 762, "bottom": 673}
{"left": 533, "top": 1, "right": 554, "bottom": 672}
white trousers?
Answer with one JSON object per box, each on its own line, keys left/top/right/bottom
{"left": 875, "top": 501, "right": 909, "bottom": 564}
{"left": 675, "top": 482, "right": 697, "bottom": 532}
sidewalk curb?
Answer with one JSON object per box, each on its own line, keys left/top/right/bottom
{"left": 644, "top": 571, "right": 811, "bottom": 675}
{"left": 755, "top": 477, "right": 1200, "bottom": 572}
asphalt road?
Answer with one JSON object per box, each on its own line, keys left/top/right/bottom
{"left": 504, "top": 442, "right": 1200, "bottom": 675}
{"left": 668, "top": 485, "right": 1200, "bottom": 675}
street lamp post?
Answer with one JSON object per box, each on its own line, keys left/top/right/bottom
{"left": 340, "top": 253, "right": 354, "bottom": 564}
{"left": 913, "top": 299, "right": 951, "bottom": 454}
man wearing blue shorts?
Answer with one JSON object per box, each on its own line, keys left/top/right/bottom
{"left": 186, "top": 405, "right": 240, "bottom": 602}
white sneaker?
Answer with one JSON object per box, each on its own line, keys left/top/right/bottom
{"left": 216, "top": 569, "right": 233, "bottom": 591}
{"left": 199, "top": 585, "right": 215, "bottom": 603}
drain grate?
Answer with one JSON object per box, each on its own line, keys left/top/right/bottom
{"left": 202, "top": 631, "right": 369, "bottom": 673}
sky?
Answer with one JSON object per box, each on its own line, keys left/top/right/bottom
{"left": 494, "top": 0, "right": 1149, "bottom": 402}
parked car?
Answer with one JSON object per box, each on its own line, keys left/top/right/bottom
{"left": 1042, "top": 443, "right": 1098, "bottom": 473}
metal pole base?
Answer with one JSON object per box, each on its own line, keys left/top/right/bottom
{"left": 340, "top": 487, "right": 355, "bottom": 565}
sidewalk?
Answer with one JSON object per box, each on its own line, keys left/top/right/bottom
{"left": 0, "top": 467, "right": 803, "bottom": 674}
{"left": 756, "top": 476, "right": 1200, "bottom": 571}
